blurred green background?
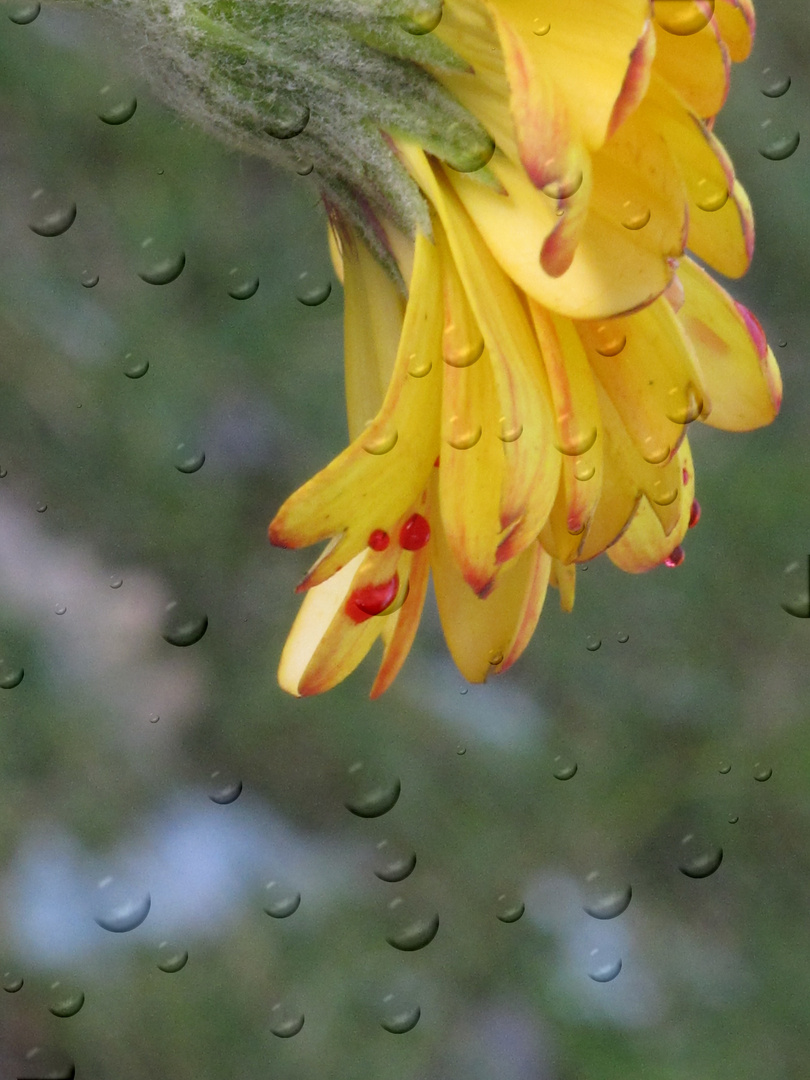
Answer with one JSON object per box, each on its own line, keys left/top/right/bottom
{"left": 0, "top": 3, "right": 809, "bottom": 1079}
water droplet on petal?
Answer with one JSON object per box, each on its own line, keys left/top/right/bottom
{"left": 447, "top": 418, "right": 482, "bottom": 450}
{"left": 263, "top": 880, "right": 301, "bottom": 918}
{"left": 532, "top": 18, "right": 550, "bottom": 35}
{"left": 678, "top": 834, "right": 723, "bottom": 878}
{"left": 2, "top": 971, "right": 23, "bottom": 993}
{"left": 380, "top": 994, "right": 421, "bottom": 1033}
{"left": 173, "top": 444, "right": 205, "bottom": 474}
{"left": 157, "top": 942, "right": 188, "bottom": 972}
{"left": 93, "top": 877, "right": 151, "bottom": 932}
{"left": 138, "top": 250, "right": 186, "bottom": 285}
{"left": 497, "top": 417, "right": 523, "bottom": 442}
{"left": 408, "top": 352, "right": 432, "bottom": 378}
{"left": 695, "top": 177, "right": 729, "bottom": 212}
{"left": 666, "top": 382, "right": 703, "bottom": 424}
{"left": 385, "top": 900, "right": 439, "bottom": 952}
{"left": 588, "top": 950, "right": 623, "bottom": 983}
{"left": 443, "top": 336, "right": 484, "bottom": 368}
{"left": 553, "top": 756, "right": 577, "bottom": 780}
{"left": 574, "top": 460, "right": 596, "bottom": 482}
{"left": 583, "top": 873, "right": 632, "bottom": 920}
{"left": 759, "top": 131, "right": 800, "bottom": 160}
{"left": 98, "top": 88, "right": 137, "bottom": 125}
{"left": 80, "top": 271, "right": 99, "bottom": 288}
{"left": 495, "top": 893, "right": 525, "bottom": 923}
{"left": 208, "top": 771, "right": 242, "bottom": 804}
{"left": 270, "top": 1003, "right": 305, "bottom": 1038}
{"left": 665, "top": 545, "right": 685, "bottom": 568}
{"left": 28, "top": 191, "right": 76, "bottom": 237}
{"left": 374, "top": 840, "right": 417, "bottom": 883}
{"left": 653, "top": 0, "right": 715, "bottom": 35}
{"left": 296, "top": 275, "right": 331, "bottom": 305}
{"left": 161, "top": 601, "right": 208, "bottom": 647}
{"left": 542, "top": 170, "right": 583, "bottom": 201}
{"left": 0, "top": 662, "right": 24, "bottom": 689}
{"left": 48, "top": 983, "right": 85, "bottom": 1018}
{"left": 362, "top": 427, "right": 398, "bottom": 455}
{"left": 593, "top": 324, "right": 626, "bottom": 357}
{"left": 8, "top": 1, "right": 40, "bottom": 23}
{"left": 761, "top": 70, "right": 791, "bottom": 98}
{"left": 123, "top": 353, "right": 149, "bottom": 379}
{"left": 753, "top": 763, "right": 772, "bottom": 782}
{"left": 621, "top": 201, "right": 650, "bottom": 230}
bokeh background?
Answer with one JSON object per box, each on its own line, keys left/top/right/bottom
{"left": 0, "top": 3, "right": 808, "bottom": 1078}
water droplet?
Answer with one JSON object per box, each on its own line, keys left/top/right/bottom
{"left": 344, "top": 764, "right": 401, "bottom": 818}
{"left": 22, "top": 1047, "right": 75, "bottom": 1080}
{"left": 138, "top": 250, "right": 186, "bottom": 285}
{"left": 28, "top": 191, "right": 76, "bottom": 237}
{"left": 665, "top": 545, "right": 685, "bottom": 568}
{"left": 157, "top": 942, "right": 188, "bottom": 973}
{"left": 54, "top": 604, "right": 66, "bottom": 615}
{"left": 98, "top": 88, "right": 138, "bottom": 125}
{"left": 263, "top": 880, "right": 301, "bottom": 918}
{"left": 557, "top": 427, "right": 597, "bottom": 457}
{"left": 0, "top": 467, "right": 6, "bottom": 478}
{"left": 456, "top": 744, "right": 466, "bottom": 755}
{"left": 208, "top": 771, "right": 242, "bottom": 804}
{"left": 0, "top": 662, "right": 24, "bottom": 689}
{"left": 48, "top": 983, "right": 85, "bottom": 1018}
{"left": 593, "top": 324, "right": 626, "bottom": 356}
{"left": 227, "top": 271, "right": 259, "bottom": 300}
{"left": 443, "top": 336, "right": 484, "bottom": 368}
{"left": 161, "top": 601, "right": 208, "bottom": 647}
{"left": 542, "top": 170, "right": 583, "bottom": 201}
{"left": 2, "top": 971, "right": 23, "bottom": 993}
{"left": 617, "top": 632, "right": 629, "bottom": 644}
{"left": 497, "top": 417, "right": 523, "bottom": 442}
{"left": 761, "top": 70, "right": 791, "bottom": 98}
{"left": 374, "top": 840, "right": 417, "bottom": 883}
{"left": 263, "top": 100, "right": 310, "bottom": 140}
{"left": 718, "top": 761, "right": 731, "bottom": 775}
{"left": 574, "top": 460, "right": 595, "bottom": 482}
{"left": 270, "top": 1003, "right": 305, "bottom": 1038}
{"left": 621, "top": 201, "right": 650, "bottom": 230}
{"left": 753, "top": 763, "right": 772, "bottom": 782}
{"left": 399, "top": 0, "right": 442, "bottom": 34}
{"left": 109, "top": 575, "right": 123, "bottom": 589}
{"left": 781, "top": 559, "right": 810, "bottom": 617}
{"left": 93, "top": 876, "right": 151, "bottom": 932}
{"left": 447, "top": 419, "right": 482, "bottom": 450}
{"left": 8, "top": 1, "right": 40, "bottom": 23}
{"left": 295, "top": 159, "right": 314, "bottom": 176}
{"left": 759, "top": 131, "right": 800, "bottom": 160}
{"left": 553, "top": 756, "right": 577, "bottom": 780}
{"left": 727, "top": 813, "right": 739, "bottom": 824}
{"left": 495, "top": 893, "right": 525, "bottom": 923}
{"left": 408, "top": 352, "right": 432, "bottom": 378}
{"left": 588, "top": 950, "right": 622, "bottom": 983}
{"left": 532, "top": 18, "right": 550, "bottom": 35}
{"left": 385, "top": 900, "right": 439, "bottom": 952}
{"left": 585, "top": 635, "right": 601, "bottom": 652}
{"left": 653, "top": 0, "right": 715, "bottom": 35}
{"left": 678, "top": 834, "right": 723, "bottom": 879}
{"left": 362, "top": 427, "right": 398, "bottom": 455}
{"left": 148, "top": 713, "right": 160, "bottom": 724}
{"left": 35, "top": 502, "right": 48, "bottom": 514}
{"left": 694, "top": 177, "right": 729, "bottom": 213}
{"left": 380, "top": 994, "right": 421, "bottom": 1033}
{"left": 80, "top": 271, "right": 99, "bottom": 288}
{"left": 583, "top": 873, "right": 632, "bottom": 920}
{"left": 296, "top": 277, "right": 331, "bottom": 306}
{"left": 173, "top": 444, "right": 205, "bottom": 474}
{"left": 123, "top": 353, "right": 149, "bottom": 379}
{"left": 666, "top": 382, "right": 704, "bottom": 424}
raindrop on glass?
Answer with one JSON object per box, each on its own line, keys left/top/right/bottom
{"left": 718, "top": 761, "right": 731, "bottom": 775}
{"left": 36, "top": 502, "right": 47, "bottom": 514}
{"left": 553, "top": 756, "right": 577, "bottom": 781}
{"left": 385, "top": 899, "right": 439, "bottom": 952}
{"left": 109, "top": 575, "right": 123, "bottom": 589}
{"left": 227, "top": 270, "right": 260, "bottom": 300}
{"left": 617, "top": 632, "right": 629, "bottom": 644}
{"left": 0, "top": 663, "right": 24, "bottom": 689}
{"left": 123, "top": 353, "right": 149, "bottom": 379}
{"left": 761, "top": 70, "right": 791, "bottom": 98}
{"left": 495, "top": 893, "right": 525, "bottom": 923}
{"left": 21, "top": 1046, "right": 75, "bottom": 1080}
{"left": 374, "top": 840, "right": 416, "bottom": 883}
{"left": 344, "top": 763, "right": 401, "bottom": 818}
{"left": 81, "top": 271, "right": 99, "bottom": 288}
{"left": 48, "top": 983, "right": 85, "bottom": 1018}
{"left": 2, "top": 971, "right": 23, "bottom": 993}
{"left": 296, "top": 276, "right": 331, "bottom": 306}
{"left": 588, "top": 950, "right": 622, "bottom": 983}
{"left": 148, "top": 713, "right": 160, "bottom": 724}
{"left": 55, "top": 604, "right": 66, "bottom": 615}
{"left": 380, "top": 994, "right": 421, "bottom": 1033}
{"left": 781, "top": 559, "right": 810, "bottom": 617}
{"left": 93, "top": 877, "right": 151, "bottom": 932}
{"left": 98, "top": 88, "right": 138, "bottom": 125}
{"left": 753, "top": 763, "right": 772, "bottom": 782}
{"left": 161, "top": 601, "right": 208, "bottom": 647}
{"left": 727, "top": 813, "right": 739, "bottom": 825}
{"left": 138, "top": 248, "right": 186, "bottom": 285}
{"left": 157, "top": 942, "right": 188, "bottom": 973}
{"left": 270, "top": 1003, "right": 305, "bottom": 1038}
{"left": 8, "top": 1, "right": 40, "bottom": 23}
{"left": 28, "top": 191, "right": 76, "bottom": 237}
{"left": 585, "top": 635, "right": 601, "bottom": 652}
{"left": 678, "top": 834, "right": 723, "bottom": 879}
{"left": 583, "top": 873, "right": 632, "bottom": 920}
{"left": 759, "top": 131, "right": 800, "bottom": 161}
{"left": 208, "top": 771, "right": 242, "bottom": 805}
{"left": 262, "top": 880, "right": 301, "bottom": 918}
{"left": 173, "top": 444, "right": 205, "bottom": 474}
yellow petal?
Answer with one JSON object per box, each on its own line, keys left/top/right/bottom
{"left": 713, "top": 0, "right": 755, "bottom": 62}
{"left": 607, "top": 439, "right": 695, "bottom": 573}
{"left": 370, "top": 545, "right": 431, "bottom": 699}
{"left": 269, "top": 231, "right": 442, "bottom": 588}
{"left": 652, "top": 15, "right": 729, "bottom": 119}
{"left": 578, "top": 296, "right": 705, "bottom": 468}
{"left": 676, "top": 257, "right": 782, "bottom": 431}
{"left": 549, "top": 556, "right": 577, "bottom": 613}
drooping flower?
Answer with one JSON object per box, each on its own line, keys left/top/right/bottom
{"left": 268, "top": 0, "right": 781, "bottom": 695}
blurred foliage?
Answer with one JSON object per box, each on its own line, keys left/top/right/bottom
{"left": 0, "top": 4, "right": 809, "bottom": 1080}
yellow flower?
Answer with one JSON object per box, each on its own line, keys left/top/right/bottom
{"left": 269, "top": 0, "right": 781, "bottom": 697}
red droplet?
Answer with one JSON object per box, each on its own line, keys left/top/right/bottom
{"left": 665, "top": 545, "right": 685, "bottom": 568}
{"left": 682, "top": 467, "right": 689, "bottom": 485}
{"left": 734, "top": 301, "right": 768, "bottom": 360}
{"left": 368, "top": 529, "right": 390, "bottom": 551}
{"left": 688, "top": 499, "right": 701, "bottom": 529}
{"left": 400, "top": 513, "right": 431, "bottom": 551}
{"left": 345, "top": 574, "right": 400, "bottom": 623}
